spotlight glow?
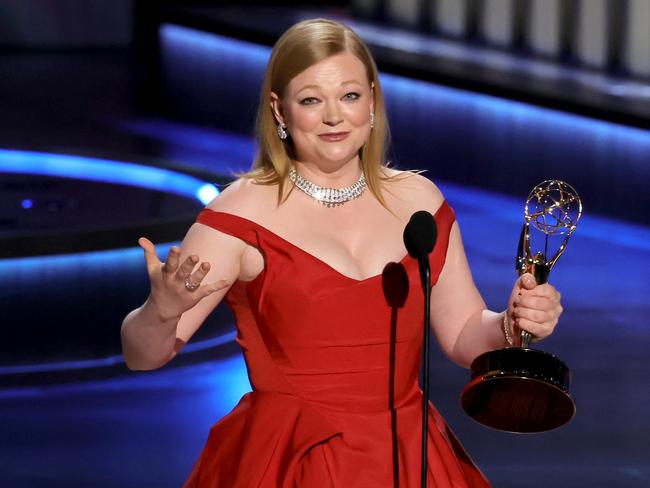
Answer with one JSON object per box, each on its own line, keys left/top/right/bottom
{"left": 197, "top": 183, "right": 219, "bottom": 204}
{"left": 0, "top": 148, "right": 219, "bottom": 204}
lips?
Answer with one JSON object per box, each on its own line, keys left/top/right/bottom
{"left": 318, "top": 132, "right": 349, "bottom": 142}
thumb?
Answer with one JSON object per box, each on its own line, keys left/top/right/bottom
{"left": 519, "top": 272, "right": 537, "bottom": 290}
{"left": 200, "top": 279, "right": 231, "bottom": 298}
{"left": 138, "top": 237, "right": 161, "bottom": 273}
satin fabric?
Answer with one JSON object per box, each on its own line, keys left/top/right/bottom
{"left": 184, "top": 201, "right": 490, "bottom": 487}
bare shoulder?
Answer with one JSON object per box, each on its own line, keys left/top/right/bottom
{"left": 205, "top": 177, "right": 279, "bottom": 221}
{"left": 182, "top": 178, "right": 275, "bottom": 272}
{"left": 382, "top": 169, "right": 445, "bottom": 215}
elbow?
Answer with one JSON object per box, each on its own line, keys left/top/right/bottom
{"left": 446, "top": 308, "right": 489, "bottom": 370}
{"left": 446, "top": 325, "right": 480, "bottom": 370}
{"left": 121, "top": 349, "right": 147, "bottom": 371}
{"left": 122, "top": 350, "right": 173, "bottom": 371}
{"left": 448, "top": 345, "right": 474, "bottom": 370}
{"left": 120, "top": 323, "right": 174, "bottom": 371}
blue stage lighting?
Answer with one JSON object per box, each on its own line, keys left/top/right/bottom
{"left": 197, "top": 183, "right": 219, "bottom": 204}
{"left": 158, "top": 23, "right": 650, "bottom": 181}
{"left": 0, "top": 330, "right": 237, "bottom": 375}
{"left": 0, "top": 148, "right": 219, "bottom": 205}
{"left": 160, "top": 23, "right": 269, "bottom": 69}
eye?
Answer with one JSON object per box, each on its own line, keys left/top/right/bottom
{"left": 299, "top": 97, "right": 319, "bottom": 105}
{"left": 342, "top": 92, "right": 361, "bottom": 101}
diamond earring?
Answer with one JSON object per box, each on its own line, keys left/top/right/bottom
{"left": 277, "top": 122, "right": 288, "bottom": 140}
{"left": 370, "top": 112, "right": 375, "bottom": 130}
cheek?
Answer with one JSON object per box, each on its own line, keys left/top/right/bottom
{"left": 343, "top": 105, "right": 370, "bottom": 127}
{"left": 287, "top": 108, "right": 320, "bottom": 132}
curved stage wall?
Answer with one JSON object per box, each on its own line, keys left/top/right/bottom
{"left": 159, "top": 23, "right": 650, "bottom": 226}
{"left": 0, "top": 150, "right": 234, "bottom": 371}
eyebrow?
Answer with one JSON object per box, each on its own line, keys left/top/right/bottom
{"left": 295, "top": 80, "right": 363, "bottom": 94}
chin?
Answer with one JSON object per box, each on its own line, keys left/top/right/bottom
{"left": 321, "top": 154, "right": 360, "bottom": 167}
{"left": 318, "top": 147, "right": 363, "bottom": 166}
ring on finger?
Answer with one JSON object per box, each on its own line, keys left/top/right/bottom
{"left": 184, "top": 277, "right": 200, "bottom": 291}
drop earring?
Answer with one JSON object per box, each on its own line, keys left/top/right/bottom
{"left": 277, "top": 122, "right": 288, "bottom": 140}
{"left": 370, "top": 112, "right": 375, "bottom": 130}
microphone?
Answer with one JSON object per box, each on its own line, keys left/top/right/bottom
{"left": 403, "top": 210, "right": 437, "bottom": 488}
{"left": 403, "top": 211, "right": 438, "bottom": 258}
{"left": 404, "top": 211, "right": 438, "bottom": 289}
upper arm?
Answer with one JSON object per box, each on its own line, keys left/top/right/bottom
{"left": 172, "top": 179, "right": 264, "bottom": 347}
{"left": 396, "top": 173, "right": 486, "bottom": 360}
{"left": 429, "top": 222, "right": 486, "bottom": 361}
{"left": 172, "top": 221, "right": 247, "bottom": 346}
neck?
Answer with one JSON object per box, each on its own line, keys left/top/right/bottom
{"left": 294, "top": 157, "right": 362, "bottom": 188}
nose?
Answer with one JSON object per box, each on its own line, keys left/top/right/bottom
{"left": 323, "top": 100, "right": 343, "bottom": 126}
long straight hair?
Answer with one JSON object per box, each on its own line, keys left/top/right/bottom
{"left": 242, "top": 18, "right": 393, "bottom": 206}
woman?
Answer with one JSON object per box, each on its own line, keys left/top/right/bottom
{"left": 121, "top": 18, "right": 562, "bottom": 487}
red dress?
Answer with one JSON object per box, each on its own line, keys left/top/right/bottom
{"left": 184, "top": 201, "right": 490, "bottom": 487}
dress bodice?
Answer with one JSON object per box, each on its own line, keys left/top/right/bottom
{"left": 198, "top": 202, "right": 453, "bottom": 409}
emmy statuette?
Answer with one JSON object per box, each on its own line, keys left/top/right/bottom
{"left": 460, "top": 180, "right": 582, "bottom": 433}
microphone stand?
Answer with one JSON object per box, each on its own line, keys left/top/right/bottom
{"left": 403, "top": 209, "right": 437, "bottom": 488}
{"left": 418, "top": 255, "right": 431, "bottom": 488}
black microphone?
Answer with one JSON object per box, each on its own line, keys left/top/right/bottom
{"left": 403, "top": 211, "right": 438, "bottom": 258}
{"left": 404, "top": 211, "right": 438, "bottom": 289}
{"left": 403, "top": 210, "right": 437, "bottom": 488}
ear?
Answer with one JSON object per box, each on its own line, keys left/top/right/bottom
{"left": 369, "top": 82, "right": 375, "bottom": 114}
{"left": 270, "top": 91, "right": 285, "bottom": 125}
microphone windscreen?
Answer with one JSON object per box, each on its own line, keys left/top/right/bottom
{"left": 403, "top": 210, "right": 438, "bottom": 258}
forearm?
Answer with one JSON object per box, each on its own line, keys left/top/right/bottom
{"left": 121, "top": 296, "right": 180, "bottom": 371}
{"left": 450, "top": 309, "right": 509, "bottom": 369}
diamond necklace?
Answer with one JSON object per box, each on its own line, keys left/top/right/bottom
{"left": 288, "top": 166, "right": 366, "bottom": 207}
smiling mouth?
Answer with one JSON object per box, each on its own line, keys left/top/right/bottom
{"left": 318, "top": 132, "right": 349, "bottom": 142}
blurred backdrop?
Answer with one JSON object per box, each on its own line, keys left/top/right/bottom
{"left": 1, "top": 1, "right": 649, "bottom": 487}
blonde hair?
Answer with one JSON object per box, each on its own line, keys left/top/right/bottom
{"left": 242, "top": 18, "right": 392, "bottom": 206}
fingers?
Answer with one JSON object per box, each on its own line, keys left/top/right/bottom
{"left": 198, "top": 279, "right": 231, "bottom": 298}
{"left": 163, "top": 246, "right": 181, "bottom": 275}
{"left": 174, "top": 254, "right": 200, "bottom": 281}
{"left": 172, "top": 255, "right": 229, "bottom": 298}
{"left": 513, "top": 302, "right": 560, "bottom": 325}
{"left": 191, "top": 261, "right": 211, "bottom": 284}
{"left": 139, "top": 237, "right": 161, "bottom": 273}
{"left": 182, "top": 261, "right": 210, "bottom": 290}
{"left": 144, "top": 240, "right": 228, "bottom": 290}
{"left": 514, "top": 292, "right": 562, "bottom": 312}
{"left": 518, "top": 273, "right": 537, "bottom": 290}
{"left": 512, "top": 284, "right": 563, "bottom": 340}
{"left": 506, "top": 270, "right": 561, "bottom": 339}
{"left": 515, "top": 316, "right": 559, "bottom": 339}
{"left": 517, "top": 280, "right": 561, "bottom": 299}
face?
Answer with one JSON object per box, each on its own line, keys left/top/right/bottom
{"left": 271, "top": 51, "right": 374, "bottom": 170}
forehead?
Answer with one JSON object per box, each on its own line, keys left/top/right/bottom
{"left": 287, "top": 52, "right": 369, "bottom": 92}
